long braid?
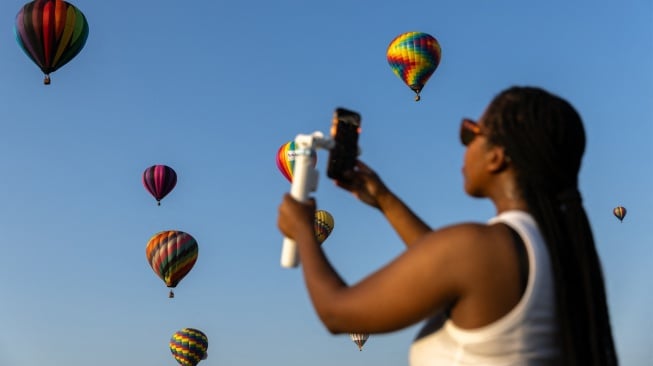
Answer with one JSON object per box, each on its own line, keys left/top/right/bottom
{"left": 484, "top": 87, "right": 618, "bottom": 365}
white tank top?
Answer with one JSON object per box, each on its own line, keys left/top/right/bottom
{"left": 409, "top": 210, "right": 560, "bottom": 365}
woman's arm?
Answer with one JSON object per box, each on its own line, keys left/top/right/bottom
{"left": 277, "top": 194, "right": 487, "bottom": 334}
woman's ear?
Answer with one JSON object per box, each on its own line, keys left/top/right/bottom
{"left": 486, "top": 146, "right": 511, "bottom": 173}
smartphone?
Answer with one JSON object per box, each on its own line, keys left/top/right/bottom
{"left": 327, "top": 107, "right": 361, "bottom": 182}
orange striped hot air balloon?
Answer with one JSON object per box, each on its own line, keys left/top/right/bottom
{"left": 146, "top": 230, "right": 198, "bottom": 298}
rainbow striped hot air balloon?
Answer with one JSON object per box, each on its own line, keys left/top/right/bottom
{"left": 15, "top": 0, "right": 89, "bottom": 85}
{"left": 146, "top": 230, "right": 198, "bottom": 298}
{"left": 276, "top": 141, "right": 317, "bottom": 183}
{"left": 170, "top": 328, "right": 208, "bottom": 366}
{"left": 387, "top": 31, "right": 441, "bottom": 101}
{"left": 142, "top": 165, "right": 177, "bottom": 206}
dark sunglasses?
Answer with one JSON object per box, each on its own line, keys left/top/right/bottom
{"left": 460, "top": 118, "right": 483, "bottom": 146}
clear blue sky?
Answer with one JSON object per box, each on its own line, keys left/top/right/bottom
{"left": 0, "top": 1, "right": 651, "bottom": 365}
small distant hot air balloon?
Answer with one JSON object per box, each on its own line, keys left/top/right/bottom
{"left": 387, "top": 31, "right": 441, "bottom": 101}
{"left": 613, "top": 206, "right": 627, "bottom": 222}
{"left": 350, "top": 333, "right": 369, "bottom": 351}
{"left": 146, "top": 230, "right": 198, "bottom": 298}
{"left": 314, "top": 210, "right": 334, "bottom": 244}
{"left": 170, "top": 328, "right": 208, "bottom": 366}
{"left": 276, "top": 141, "right": 317, "bottom": 182}
{"left": 15, "top": 0, "right": 89, "bottom": 85}
{"left": 143, "top": 165, "right": 177, "bottom": 205}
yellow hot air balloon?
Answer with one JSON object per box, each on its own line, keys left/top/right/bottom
{"left": 314, "top": 210, "right": 334, "bottom": 244}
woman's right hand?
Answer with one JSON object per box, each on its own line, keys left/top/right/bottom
{"left": 335, "top": 160, "right": 390, "bottom": 210}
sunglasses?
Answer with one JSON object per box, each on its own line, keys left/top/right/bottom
{"left": 460, "top": 118, "right": 483, "bottom": 146}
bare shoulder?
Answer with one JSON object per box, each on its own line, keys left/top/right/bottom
{"left": 409, "top": 222, "right": 521, "bottom": 290}
{"left": 412, "top": 221, "right": 527, "bottom": 327}
{"left": 416, "top": 221, "right": 513, "bottom": 257}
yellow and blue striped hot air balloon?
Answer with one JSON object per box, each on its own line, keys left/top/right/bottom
{"left": 146, "top": 230, "right": 198, "bottom": 298}
{"left": 387, "top": 31, "right": 441, "bottom": 101}
{"left": 170, "top": 328, "right": 208, "bottom": 366}
{"left": 314, "top": 210, "right": 334, "bottom": 244}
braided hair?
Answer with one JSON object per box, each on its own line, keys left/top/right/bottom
{"left": 483, "top": 86, "right": 618, "bottom": 365}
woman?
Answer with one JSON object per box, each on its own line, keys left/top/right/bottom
{"left": 277, "top": 86, "right": 618, "bottom": 365}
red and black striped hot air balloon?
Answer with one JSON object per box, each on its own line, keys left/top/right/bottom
{"left": 143, "top": 165, "right": 177, "bottom": 206}
{"left": 15, "top": 0, "right": 89, "bottom": 85}
{"left": 146, "top": 230, "right": 198, "bottom": 298}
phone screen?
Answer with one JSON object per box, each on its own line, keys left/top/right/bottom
{"left": 327, "top": 108, "right": 361, "bottom": 182}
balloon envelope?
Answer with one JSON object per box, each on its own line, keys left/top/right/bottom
{"left": 387, "top": 31, "right": 441, "bottom": 101}
{"left": 314, "top": 210, "right": 334, "bottom": 244}
{"left": 276, "top": 141, "right": 317, "bottom": 182}
{"left": 350, "top": 333, "right": 369, "bottom": 351}
{"left": 613, "top": 206, "right": 627, "bottom": 222}
{"left": 15, "top": 0, "right": 89, "bottom": 84}
{"left": 170, "top": 328, "right": 209, "bottom": 366}
{"left": 143, "top": 165, "right": 177, "bottom": 205}
{"left": 146, "top": 230, "right": 198, "bottom": 295}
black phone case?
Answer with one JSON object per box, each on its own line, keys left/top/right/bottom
{"left": 327, "top": 108, "right": 361, "bottom": 182}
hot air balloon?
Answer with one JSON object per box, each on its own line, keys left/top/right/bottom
{"left": 146, "top": 230, "right": 198, "bottom": 298}
{"left": 387, "top": 31, "right": 441, "bottom": 101}
{"left": 15, "top": 0, "right": 89, "bottom": 85}
{"left": 350, "top": 333, "right": 369, "bottom": 351}
{"left": 613, "top": 206, "right": 627, "bottom": 222}
{"left": 276, "top": 141, "right": 317, "bottom": 182}
{"left": 170, "top": 328, "right": 208, "bottom": 366}
{"left": 314, "top": 210, "right": 334, "bottom": 244}
{"left": 143, "top": 165, "right": 177, "bottom": 205}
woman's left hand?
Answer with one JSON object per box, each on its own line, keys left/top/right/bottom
{"left": 277, "top": 194, "right": 317, "bottom": 242}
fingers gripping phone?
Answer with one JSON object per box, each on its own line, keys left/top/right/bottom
{"left": 327, "top": 108, "right": 361, "bottom": 182}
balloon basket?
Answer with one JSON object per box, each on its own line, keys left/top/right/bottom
{"left": 168, "top": 290, "right": 175, "bottom": 298}
{"left": 411, "top": 87, "right": 422, "bottom": 102}
{"left": 44, "top": 75, "right": 51, "bottom": 85}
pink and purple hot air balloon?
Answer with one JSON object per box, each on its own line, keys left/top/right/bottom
{"left": 143, "top": 165, "right": 177, "bottom": 206}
